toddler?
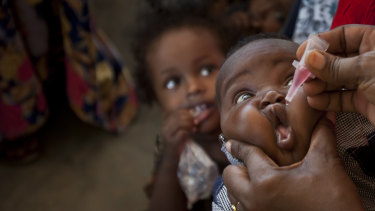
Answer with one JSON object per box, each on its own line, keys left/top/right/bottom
{"left": 213, "top": 34, "right": 375, "bottom": 210}
{"left": 133, "top": 9, "right": 233, "bottom": 211}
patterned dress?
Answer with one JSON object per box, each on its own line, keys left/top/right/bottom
{"left": 0, "top": 0, "right": 138, "bottom": 142}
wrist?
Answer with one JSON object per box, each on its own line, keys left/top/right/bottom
{"left": 156, "top": 134, "right": 181, "bottom": 166}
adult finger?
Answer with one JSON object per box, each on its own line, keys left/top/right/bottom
{"left": 318, "top": 25, "right": 375, "bottom": 55}
{"left": 222, "top": 165, "right": 252, "bottom": 209}
{"left": 302, "top": 114, "right": 337, "bottom": 165}
{"left": 305, "top": 50, "right": 363, "bottom": 89}
{"left": 305, "top": 90, "right": 358, "bottom": 113}
{"left": 227, "top": 140, "right": 278, "bottom": 178}
{"left": 303, "top": 78, "right": 342, "bottom": 96}
{"left": 307, "top": 90, "right": 375, "bottom": 126}
{"left": 297, "top": 25, "right": 375, "bottom": 59}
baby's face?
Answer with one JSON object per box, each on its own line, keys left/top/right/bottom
{"left": 216, "top": 39, "right": 322, "bottom": 166}
{"left": 147, "top": 27, "right": 225, "bottom": 134}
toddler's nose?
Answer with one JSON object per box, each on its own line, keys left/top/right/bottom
{"left": 186, "top": 77, "right": 203, "bottom": 97}
{"left": 260, "top": 90, "right": 285, "bottom": 109}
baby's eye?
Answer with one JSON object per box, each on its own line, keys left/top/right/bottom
{"left": 165, "top": 77, "right": 180, "bottom": 90}
{"left": 200, "top": 65, "right": 215, "bottom": 77}
{"left": 235, "top": 93, "right": 254, "bottom": 104}
{"left": 286, "top": 77, "right": 293, "bottom": 87}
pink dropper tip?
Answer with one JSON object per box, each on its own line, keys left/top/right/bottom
{"left": 285, "top": 66, "right": 312, "bottom": 102}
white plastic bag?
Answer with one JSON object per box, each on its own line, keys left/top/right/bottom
{"left": 177, "top": 140, "right": 219, "bottom": 209}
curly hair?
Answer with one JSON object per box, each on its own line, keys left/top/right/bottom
{"left": 132, "top": 7, "right": 236, "bottom": 105}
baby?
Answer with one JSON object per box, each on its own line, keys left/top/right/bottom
{"left": 212, "top": 34, "right": 375, "bottom": 210}
{"left": 216, "top": 34, "right": 322, "bottom": 166}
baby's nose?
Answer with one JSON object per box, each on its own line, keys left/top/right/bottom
{"left": 260, "top": 90, "right": 285, "bottom": 109}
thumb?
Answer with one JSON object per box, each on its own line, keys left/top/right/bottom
{"left": 304, "top": 113, "right": 337, "bottom": 164}
{"left": 226, "top": 140, "right": 278, "bottom": 174}
{"left": 305, "top": 50, "right": 361, "bottom": 90}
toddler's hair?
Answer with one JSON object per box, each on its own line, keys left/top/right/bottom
{"left": 132, "top": 8, "right": 234, "bottom": 105}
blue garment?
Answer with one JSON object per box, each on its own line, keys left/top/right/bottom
{"left": 212, "top": 176, "right": 231, "bottom": 211}
{"left": 212, "top": 138, "right": 243, "bottom": 210}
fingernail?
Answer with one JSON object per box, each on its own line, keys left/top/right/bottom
{"left": 225, "top": 141, "right": 232, "bottom": 154}
{"left": 307, "top": 50, "right": 326, "bottom": 70}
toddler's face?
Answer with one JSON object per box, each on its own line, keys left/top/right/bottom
{"left": 147, "top": 27, "right": 225, "bottom": 133}
{"left": 216, "top": 39, "right": 322, "bottom": 166}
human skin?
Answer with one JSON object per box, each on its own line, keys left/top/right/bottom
{"left": 216, "top": 38, "right": 322, "bottom": 166}
{"left": 220, "top": 26, "right": 375, "bottom": 210}
{"left": 223, "top": 115, "right": 364, "bottom": 211}
{"left": 146, "top": 26, "right": 227, "bottom": 210}
{"left": 299, "top": 25, "right": 375, "bottom": 126}
{"left": 147, "top": 27, "right": 226, "bottom": 156}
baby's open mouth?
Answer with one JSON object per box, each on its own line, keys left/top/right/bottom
{"left": 276, "top": 125, "right": 292, "bottom": 150}
{"left": 266, "top": 104, "right": 294, "bottom": 150}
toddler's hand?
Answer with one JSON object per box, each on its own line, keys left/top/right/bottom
{"left": 159, "top": 109, "right": 197, "bottom": 158}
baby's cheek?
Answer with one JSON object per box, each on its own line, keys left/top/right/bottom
{"left": 225, "top": 104, "right": 273, "bottom": 146}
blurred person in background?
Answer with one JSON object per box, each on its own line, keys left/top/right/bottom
{"left": 0, "top": 0, "right": 138, "bottom": 162}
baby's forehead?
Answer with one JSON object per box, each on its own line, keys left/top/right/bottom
{"left": 216, "top": 39, "right": 297, "bottom": 100}
{"left": 236, "top": 39, "right": 297, "bottom": 61}
{"left": 220, "top": 39, "right": 297, "bottom": 74}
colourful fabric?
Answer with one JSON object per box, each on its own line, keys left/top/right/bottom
{"left": 0, "top": 0, "right": 138, "bottom": 141}
{"left": 330, "top": 0, "right": 375, "bottom": 29}
{"left": 0, "top": 1, "right": 48, "bottom": 140}
{"left": 59, "top": 0, "right": 138, "bottom": 131}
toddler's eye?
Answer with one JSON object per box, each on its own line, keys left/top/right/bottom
{"left": 200, "top": 65, "right": 215, "bottom": 77}
{"left": 236, "top": 93, "right": 254, "bottom": 104}
{"left": 165, "top": 77, "right": 180, "bottom": 90}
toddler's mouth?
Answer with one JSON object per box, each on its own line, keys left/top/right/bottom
{"left": 193, "top": 104, "right": 207, "bottom": 117}
{"left": 190, "top": 103, "right": 214, "bottom": 124}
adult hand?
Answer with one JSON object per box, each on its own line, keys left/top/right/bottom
{"left": 297, "top": 25, "right": 375, "bottom": 125}
{"left": 223, "top": 114, "right": 365, "bottom": 211}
